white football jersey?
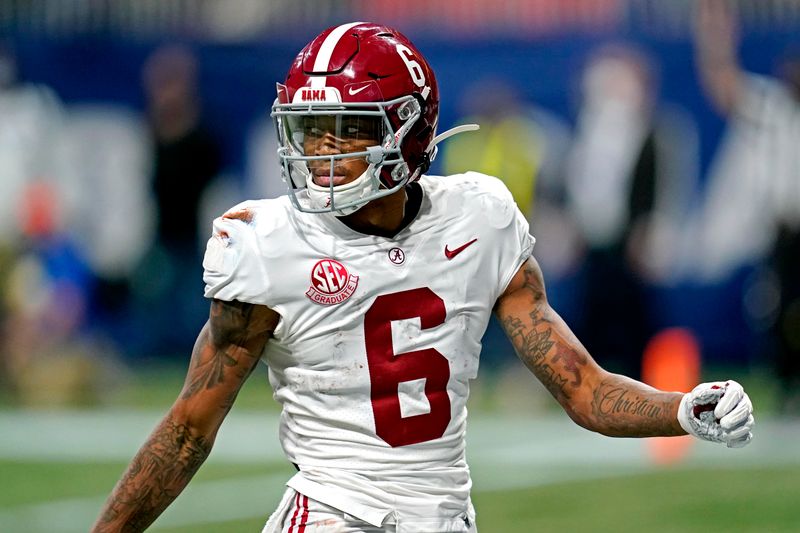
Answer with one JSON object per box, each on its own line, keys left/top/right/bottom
{"left": 203, "top": 172, "right": 534, "bottom": 531}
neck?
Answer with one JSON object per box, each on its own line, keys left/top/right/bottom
{"left": 339, "top": 188, "right": 409, "bottom": 237}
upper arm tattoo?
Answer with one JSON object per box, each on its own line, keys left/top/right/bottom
{"left": 181, "top": 342, "right": 239, "bottom": 401}
{"left": 497, "top": 259, "right": 589, "bottom": 403}
{"left": 553, "top": 343, "right": 587, "bottom": 388}
{"left": 181, "top": 299, "right": 275, "bottom": 403}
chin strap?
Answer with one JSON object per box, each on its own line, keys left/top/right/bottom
{"left": 424, "top": 124, "right": 480, "bottom": 168}
{"left": 429, "top": 123, "right": 480, "bottom": 148}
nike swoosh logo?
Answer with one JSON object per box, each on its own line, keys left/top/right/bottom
{"left": 444, "top": 238, "right": 478, "bottom": 260}
{"left": 348, "top": 85, "right": 370, "bottom": 96}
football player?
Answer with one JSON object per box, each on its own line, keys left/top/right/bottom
{"left": 93, "top": 22, "right": 754, "bottom": 533}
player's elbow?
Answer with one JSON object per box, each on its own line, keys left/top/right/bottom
{"left": 555, "top": 391, "right": 592, "bottom": 431}
{"left": 560, "top": 391, "right": 617, "bottom": 437}
{"left": 562, "top": 402, "right": 600, "bottom": 434}
{"left": 565, "top": 406, "right": 622, "bottom": 437}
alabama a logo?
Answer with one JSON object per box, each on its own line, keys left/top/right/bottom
{"left": 306, "top": 258, "right": 359, "bottom": 305}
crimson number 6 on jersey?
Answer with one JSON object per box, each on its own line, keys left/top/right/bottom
{"left": 364, "top": 287, "right": 450, "bottom": 447}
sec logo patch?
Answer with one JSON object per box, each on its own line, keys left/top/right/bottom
{"left": 306, "top": 259, "right": 359, "bottom": 305}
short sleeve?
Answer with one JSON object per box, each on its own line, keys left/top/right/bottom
{"left": 462, "top": 172, "right": 536, "bottom": 300}
{"left": 202, "top": 210, "right": 269, "bottom": 305}
{"left": 498, "top": 204, "right": 535, "bottom": 296}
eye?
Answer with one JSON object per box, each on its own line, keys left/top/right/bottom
{"left": 305, "top": 126, "right": 325, "bottom": 137}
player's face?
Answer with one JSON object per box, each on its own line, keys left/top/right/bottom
{"left": 301, "top": 115, "right": 383, "bottom": 187}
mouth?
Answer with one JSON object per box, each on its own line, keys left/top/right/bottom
{"left": 312, "top": 167, "right": 349, "bottom": 187}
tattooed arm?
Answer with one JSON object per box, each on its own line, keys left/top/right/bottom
{"left": 92, "top": 299, "right": 279, "bottom": 532}
{"left": 495, "top": 257, "right": 684, "bottom": 437}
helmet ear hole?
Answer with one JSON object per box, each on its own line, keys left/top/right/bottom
{"left": 397, "top": 98, "right": 421, "bottom": 121}
{"left": 390, "top": 162, "right": 409, "bottom": 182}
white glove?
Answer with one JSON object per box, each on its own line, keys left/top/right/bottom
{"left": 677, "top": 380, "right": 754, "bottom": 448}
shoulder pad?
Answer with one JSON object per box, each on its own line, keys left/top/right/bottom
{"left": 460, "top": 171, "right": 517, "bottom": 229}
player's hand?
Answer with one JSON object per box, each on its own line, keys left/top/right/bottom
{"left": 677, "top": 380, "right": 754, "bottom": 448}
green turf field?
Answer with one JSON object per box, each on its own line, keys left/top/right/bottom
{"left": 1, "top": 368, "right": 797, "bottom": 532}
{"left": 476, "top": 466, "right": 800, "bottom": 532}
{"left": 1, "top": 459, "right": 798, "bottom": 532}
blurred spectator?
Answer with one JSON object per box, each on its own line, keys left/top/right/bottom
{"left": 442, "top": 78, "right": 578, "bottom": 282}
{"left": 444, "top": 79, "right": 558, "bottom": 217}
{"left": 693, "top": 0, "right": 800, "bottom": 413}
{"left": 0, "top": 44, "right": 106, "bottom": 404}
{"left": 0, "top": 43, "right": 65, "bottom": 247}
{"left": 143, "top": 44, "right": 221, "bottom": 251}
{"left": 55, "top": 104, "right": 155, "bottom": 351}
{"left": 1, "top": 182, "right": 123, "bottom": 406}
{"left": 57, "top": 105, "right": 153, "bottom": 282}
{"left": 0, "top": 42, "right": 154, "bottom": 362}
{"left": 133, "top": 45, "right": 222, "bottom": 356}
{"left": 565, "top": 44, "right": 698, "bottom": 378}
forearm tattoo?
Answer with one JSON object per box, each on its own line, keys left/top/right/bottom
{"left": 499, "top": 260, "right": 682, "bottom": 436}
{"left": 593, "top": 385, "right": 664, "bottom": 419}
{"left": 590, "top": 377, "right": 683, "bottom": 437}
{"left": 95, "top": 414, "right": 211, "bottom": 532}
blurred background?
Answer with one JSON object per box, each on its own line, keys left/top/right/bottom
{"left": 1, "top": 0, "right": 799, "bottom": 531}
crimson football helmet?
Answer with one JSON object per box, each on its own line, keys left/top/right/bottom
{"left": 271, "top": 22, "right": 476, "bottom": 215}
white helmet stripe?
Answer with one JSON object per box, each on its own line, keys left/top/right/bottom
{"left": 310, "top": 22, "right": 364, "bottom": 89}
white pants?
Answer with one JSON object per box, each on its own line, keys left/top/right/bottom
{"left": 262, "top": 488, "right": 478, "bottom": 533}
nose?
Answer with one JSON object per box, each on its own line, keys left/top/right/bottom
{"left": 314, "top": 132, "right": 342, "bottom": 156}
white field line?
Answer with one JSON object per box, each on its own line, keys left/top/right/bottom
{"left": 1, "top": 411, "right": 798, "bottom": 532}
